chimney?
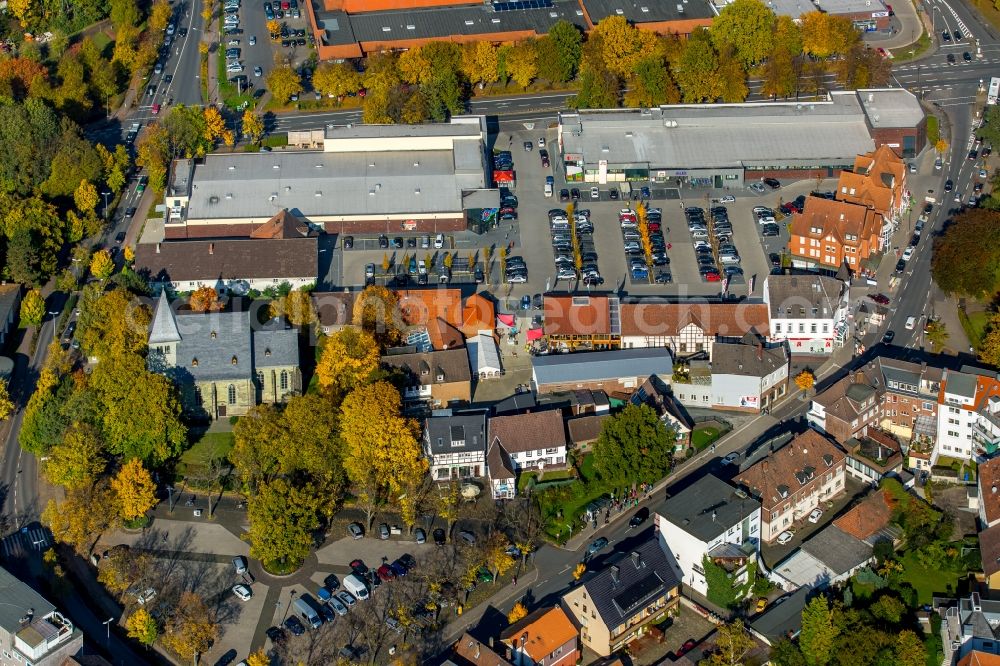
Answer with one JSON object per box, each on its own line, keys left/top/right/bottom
{"left": 610, "top": 565, "right": 620, "bottom": 584}
{"left": 757, "top": 343, "right": 763, "bottom": 361}
{"left": 475, "top": 642, "right": 481, "bottom": 659}
{"left": 208, "top": 242, "right": 215, "bottom": 255}
{"left": 631, "top": 551, "right": 641, "bottom": 569}
{"left": 156, "top": 243, "right": 161, "bottom": 254}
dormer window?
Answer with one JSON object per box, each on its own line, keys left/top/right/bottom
{"left": 437, "top": 373, "right": 445, "bottom": 382}
{"left": 211, "top": 331, "right": 217, "bottom": 339}
{"left": 232, "top": 355, "right": 238, "bottom": 365}
{"left": 265, "top": 348, "right": 271, "bottom": 357}
{"left": 192, "top": 357, "right": 199, "bottom": 367}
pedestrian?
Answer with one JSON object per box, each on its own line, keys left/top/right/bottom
{"left": 513, "top": 575, "right": 517, "bottom": 586}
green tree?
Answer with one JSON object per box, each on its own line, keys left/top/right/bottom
{"left": 710, "top": 0, "right": 776, "bottom": 66}
{"left": 126, "top": 608, "right": 159, "bottom": 646}
{"left": 267, "top": 65, "right": 303, "bottom": 104}
{"left": 925, "top": 320, "right": 949, "bottom": 348}
{"left": 77, "top": 287, "right": 151, "bottom": 360}
{"left": 717, "top": 47, "right": 749, "bottom": 103}
{"left": 572, "top": 66, "right": 619, "bottom": 109}
{"left": 592, "top": 403, "right": 674, "bottom": 484}
{"left": 535, "top": 20, "right": 583, "bottom": 83}
{"left": 702, "top": 619, "right": 756, "bottom": 666}
{"left": 42, "top": 422, "right": 106, "bottom": 489}
{"left": 799, "top": 596, "right": 838, "bottom": 666}
{"left": 674, "top": 30, "right": 723, "bottom": 103}
{"left": 869, "top": 594, "right": 906, "bottom": 623}
{"left": 246, "top": 477, "right": 322, "bottom": 567}
{"left": 625, "top": 57, "right": 679, "bottom": 108}
{"left": 19, "top": 288, "right": 44, "bottom": 327}
{"left": 41, "top": 127, "right": 103, "bottom": 197}
{"left": 931, "top": 208, "right": 1000, "bottom": 297}
{"left": 894, "top": 630, "right": 926, "bottom": 666}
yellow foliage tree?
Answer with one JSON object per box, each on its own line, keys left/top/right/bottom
{"left": 506, "top": 40, "right": 539, "bottom": 89}
{"left": 269, "top": 289, "right": 316, "bottom": 327}
{"left": 111, "top": 458, "right": 158, "bottom": 523}
{"left": 188, "top": 285, "right": 222, "bottom": 312}
{"left": 266, "top": 19, "right": 281, "bottom": 40}
{"left": 353, "top": 285, "right": 402, "bottom": 348}
{"left": 592, "top": 15, "right": 660, "bottom": 79}
{"left": 266, "top": 65, "right": 303, "bottom": 104}
{"left": 242, "top": 109, "right": 265, "bottom": 145}
{"left": 43, "top": 422, "right": 106, "bottom": 489}
{"left": 315, "top": 326, "right": 379, "bottom": 393}
{"left": 245, "top": 650, "right": 269, "bottom": 666}
{"left": 313, "top": 61, "right": 362, "bottom": 98}
{"left": 0, "top": 383, "right": 13, "bottom": 421}
{"left": 507, "top": 602, "right": 528, "bottom": 623}
{"left": 74, "top": 179, "right": 99, "bottom": 214}
{"left": 77, "top": 288, "right": 152, "bottom": 360}
{"left": 42, "top": 482, "right": 115, "bottom": 555}
{"left": 125, "top": 608, "right": 159, "bottom": 646}
{"left": 461, "top": 41, "right": 500, "bottom": 87}
{"left": 483, "top": 532, "right": 515, "bottom": 582}
{"left": 936, "top": 139, "right": 949, "bottom": 154}
{"left": 19, "top": 288, "right": 45, "bottom": 327}
{"left": 162, "top": 592, "right": 218, "bottom": 662}
{"left": 123, "top": 246, "right": 135, "bottom": 263}
{"left": 203, "top": 106, "right": 226, "bottom": 142}
{"left": 90, "top": 249, "right": 115, "bottom": 280}
{"left": 573, "top": 562, "right": 586, "bottom": 580}
{"left": 794, "top": 370, "right": 815, "bottom": 392}
{"left": 149, "top": 0, "right": 173, "bottom": 31}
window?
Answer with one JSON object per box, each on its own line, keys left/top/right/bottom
{"left": 775, "top": 323, "right": 782, "bottom": 333}
{"left": 194, "top": 387, "right": 203, "bottom": 406}
{"left": 799, "top": 323, "right": 805, "bottom": 334}
{"left": 822, "top": 324, "right": 829, "bottom": 333}
{"left": 280, "top": 370, "right": 289, "bottom": 390}
{"left": 811, "top": 323, "right": 817, "bottom": 333}
{"left": 257, "top": 371, "right": 264, "bottom": 387}
{"left": 228, "top": 384, "right": 237, "bottom": 404}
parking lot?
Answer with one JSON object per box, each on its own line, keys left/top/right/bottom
{"left": 223, "top": 0, "right": 314, "bottom": 94}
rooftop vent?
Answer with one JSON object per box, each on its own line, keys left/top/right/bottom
{"left": 491, "top": 18, "right": 500, "bottom": 22}
{"left": 382, "top": 26, "right": 390, "bottom": 32}
{"left": 209, "top": 195, "right": 220, "bottom": 204}
{"left": 406, "top": 24, "right": 415, "bottom": 29}
{"left": 615, "top": 8, "right": 623, "bottom": 14}
{"left": 549, "top": 10, "right": 557, "bottom": 16}
{"left": 315, "top": 164, "right": 323, "bottom": 168}
{"left": 228, "top": 165, "right": 236, "bottom": 170}
{"left": 640, "top": 5, "right": 648, "bottom": 11}
{"left": 225, "top": 193, "right": 233, "bottom": 199}
{"left": 272, "top": 164, "right": 280, "bottom": 169}
{"left": 285, "top": 186, "right": 291, "bottom": 192}
{"left": 315, "top": 191, "right": 322, "bottom": 197}
{"left": 464, "top": 19, "right": 474, "bottom": 25}
{"left": 576, "top": 8, "right": 583, "bottom": 14}
{"left": 415, "top": 188, "right": 421, "bottom": 195}
{"left": 677, "top": 3, "right": 684, "bottom": 11}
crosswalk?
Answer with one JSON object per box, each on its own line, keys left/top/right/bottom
{"left": 1, "top": 528, "right": 51, "bottom": 559}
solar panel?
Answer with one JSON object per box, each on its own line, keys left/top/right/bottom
{"left": 492, "top": 0, "right": 552, "bottom": 10}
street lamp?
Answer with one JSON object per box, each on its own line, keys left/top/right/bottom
{"left": 281, "top": 590, "right": 296, "bottom": 623}
{"left": 166, "top": 485, "right": 175, "bottom": 513}
{"left": 101, "top": 191, "right": 111, "bottom": 220}
{"left": 931, "top": 6, "right": 940, "bottom": 37}
{"left": 102, "top": 617, "right": 114, "bottom": 645}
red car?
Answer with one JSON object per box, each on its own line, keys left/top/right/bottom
{"left": 677, "top": 640, "right": 698, "bottom": 657}
{"left": 377, "top": 564, "right": 395, "bottom": 581}
{"left": 704, "top": 272, "right": 722, "bottom": 282}
{"left": 648, "top": 221, "right": 661, "bottom": 232}
{"left": 868, "top": 293, "right": 890, "bottom": 305}
{"left": 151, "top": 103, "right": 161, "bottom": 115}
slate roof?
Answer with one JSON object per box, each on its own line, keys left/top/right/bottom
{"left": 150, "top": 289, "right": 181, "bottom": 344}
{"left": 711, "top": 336, "right": 788, "bottom": 378}
{"left": 135, "top": 236, "right": 318, "bottom": 284}
{"left": 489, "top": 410, "right": 566, "bottom": 454}
{"left": 425, "top": 412, "right": 487, "bottom": 456}
{"left": 567, "top": 414, "right": 610, "bottom": 445}
{"left": 487, "top": 439, "right": 516, "bottom": 480}
{"left": 734, "top": 429, "right": 845, "bottom": 510}
{"left": 765, "top": 274, "right": 845, "bottom": 320}
{"left": 253, "top": 323, "right": 299, "bottom": 369}
{"left": 749, "top": 586, "right": 810, "bottom": 645}
{"left": 174, "top": 311, "right": 254, "bottom": 381}
{"left": 381, "top": 348, "right": 472, "bottom": 386}
{"left": 657, "top": 474, "right": 761, "bottom": 543}
{"left": 811, "top": 371, "right": 878, "bottom": 425}
{"left": 451, "top": 632, "right": 513, "bottom": 666}
{"left": 532, "top": 348, "right": 673, "bottom": 386}
{"left": 980, "top": 523, "right": 1000, "bottom": 578}
{"left": 620, "top": 301, "right": 770, "bottom": 338}
{"left": 575, "top": 537, "right": 680, "bottom": 630}
{"left": 800, "top": 525, "right": 873, "bottom": 575}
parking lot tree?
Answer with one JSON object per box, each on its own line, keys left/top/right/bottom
{"left": 125, "top": 608, "right": 159, "bottom": 647}
{"left": 593, "top": 403, "right": 674, "bottom": 485}
{"left": 42, "top": 422, "right": 106, "bottom": 490}
{"left": 674, "top": 30, "right": 723, "bottom": 103}
{"left": 436, "top": 479, "right": 461, "bottom": 536}
{"left": 313, "top": 61, "right": 362, "bottom": 99}
{"left": 932, "top": 209, "right": 1000, "bottom": 297}
{"left": 709, "top": 0, "right": 775, "bottom": 67}
{"left": 162, "top": 592, "right": 219, "bottom": 664}
{"left": 98, "top": 547, "right": 150, "bottom": 596}
{"left": 591, "top": 15, "right": 660, "bottom": 79}
{"left": 761, "top": 46, "right": 798, "bottom": 100}
{"left": 482, "top": 532, "right": 515, "bottom": 583}
{"left": 19, "top": 288, "right": 44, "bottom": 327}
{"left": 535, "top": 20, "right": 583, "bottom": 83}
{"left": 443, "top": 252, "right": 454, "bottom": 270}
{"left": 111, "top": 458, "right": 158, "bottom": 523}
{"left": 42, "top": 480, "right": 115, "bottom": 555}
{"left": 89, "top": 249, "right": 114, "bottom": 280}
{"left": 625, "top": 56, "right": 679, "bottom": 108}
{"left": 461, "top": 41, "right": 500, "bottom": 88}
{"left": 267, "top": 64, "right": 303, "bottom": 104}
{"left": 353, "top": 284, "right": 402, "bottom": 348}
{"left": 505, "top": 40, "right": 539, "bottom": 89}
{"left": 246, "top": 477, "right": 322, "bottom": 568}
{"left": 316, "top": 326, "right": 380, "bottom": 393}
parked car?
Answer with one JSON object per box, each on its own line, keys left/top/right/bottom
{"left": 284, "top": 616, "right": 306, "bottom": 636}
{"left": 414, "top": 528, "right": 426, "bottom": 544}
{"left": 232, "top": 584, "right": 252, "bottom": 601}
{"left": 776, "top": 531, "right": 794, "bottom": 545}
{"left": 378, "top": 523, "right": 390, "bottom": 539}
{"left": 347, "top": 522, "right": 363, "bottom": 539}
{"left": 807, "top": 508, "right": 823, "bottom": 523}
{"left": 433, "top": 528, "right": 446, "bottom": 545}
{"left": 587, "top": 537, "right": 609, "bottom": 556}
{"left": 762, "top": 177, "right": 781, "bottom": 190}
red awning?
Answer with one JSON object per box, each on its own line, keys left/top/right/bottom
{"left": 497, "top": 313, "right": 515, "bottom": 327}
{"left": 526, "top": 328, "right": 544, "bottom": 341}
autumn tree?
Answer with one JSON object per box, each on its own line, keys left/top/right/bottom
{"left": 794, "top": 370, "right": 815, "bottom": 392}
{"left": 98, "top": 546, "right": 150, "bottom": 596}
{"left": 19, "top": 288, "right": 44, "bottom": 327}
{"left": 0, "top": 383, "right": 13, "bottom": 421}
{"left": 135, "top": 123, "right": 170, "bottom": 191}
{"left": 591, "top": 16, "right": 660, "bottom": 79}
{"left": 126, "top": 608, "right": 159, "bottom": 646}
{"left": 203, "top": 106, "right": 227, "bottom": 143}
{"left": 189, "top": 285, "right": 223, "bottom": 312}
{"left": 704, "top": 620, "right": 755, "bottom": 666}
{"left": 925, "top": 320, "right": 949, "bottom": 348}
{"left": 314, "top": 61, "right": 362, "bottom": 98}
{"left": 625, "top": 57, "right": 680, "bottom": 108}
{"left": 506, "top": 40, "right": 539, "bottom": 89}
{"left": 111, "top": 458, "right": 158, "bottom": 523}
{"left": 245, "top": 650, "right": 269, "bottom": 666}
{"left": 90, "top": 249, "right": 115, "bottom": 280}
{"left": 800, "top": 12, "right": 859, "bottom": 58}
{"left": 162, "top": 592, "right": 218, "bottom": 663}
{"left": 931, "top": 209, "right": 1000, "bottom": 297}
{"left": 42, "top": 481, "right": 115, "bottom": 555}
{"left": 980, "top": 312, "right": 1000, "bottom": 367}
{"left": 710, "top": 0, "right": 775, "bottom": 67}
{"left": 508, "top": 602, "right": 528, "bottom": 623}
{"left": 316, "top": 326, "right": 380, "bottom": 393}
{"left": 43, "top": 422, "right": 105, "bottom": 489}
{"left": 895, "top": 630, "right": 927, "bottom": 666}
{"left": 266, "top": 65, "right": 303, "bottom": 104}
{"left": 353, "top": 285, "right": 402, "bottom": 348}
{"left": 241, "top": 109, "right": 265, "bottom": 145}
{"left": 77, "top": 287, "right": 151, "bottom": 360}
{"left": 675, "top": 30, "right": 723, "bottom": 103}
{"left": 269, "top": 289, "right": 316, "bottom": 327}
{"left": 340, "top": 382, "right": 426, "bottom": 529}
{"left": 461, "top": 41, "right": 500, "bottom": 88}
{"left": 74, "top": 179, "right": 99, "bottom": 214}
{"left": 246, "top": 477, "right": 322, "bottom": 567}
{"left": 573, "top": 562, "right": 586, "bottom": 580}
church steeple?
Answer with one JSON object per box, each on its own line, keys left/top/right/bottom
{"left": 149, "top": 289, "right": 181, "bottom": 367}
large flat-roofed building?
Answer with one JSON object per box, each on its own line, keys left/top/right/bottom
{"left": 308, "top": 0, "right": 712, "bottom": 60}
{"left": 557, "top": 90, "right": 923, "bottom": 188}
{"left": 0, "top": 565, "right": 83, "bottom": 666}
{"left": 163, "top": 117, "right": 494, "bottom": 239}
{"left": 814, "top": 0, "right": 891, "bottom": 31}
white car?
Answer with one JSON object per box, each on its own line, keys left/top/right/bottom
{"left": 434, "top": 234, "right": 444, "bottom": 249}
{"left": 133, "top": 588, "right": 157, "bottom": 605}
{"left": 719, "top": 195, "right": 736, "bottom": 203}
{"left": 776, "top": 531, "right": 794, "bottom": 545}
{"left": 590, "top": 187, "right": 600, "bottom": 199}
{"left": 722, "top": 452, "right": 740, "bottom": 465}
{"left": 232, "top": 584, "right": 252, "bottom": 601}
{"left": 253, "top": 66, "right": 262, "bottom": 77}
{"left": 807, "top": 508, "right": 823, "bottom": 523}
{"left": 538, "top": 137, "right": 545, "bottom": 148}
{"left": 901, "top": 246, "right": 914, "bottom": 261}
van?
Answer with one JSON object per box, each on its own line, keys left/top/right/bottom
{"left": 343, "top": 573, "right": 369, "bottom": 600}
{"left": 232, "top": 556, "right": 247, "bottom": 575}
{"left": 544, "top": 176, "right": 554, "bottom": 198}
{"left": 293, "top": 597, "right": 322, "bottom": 629}
{"left": 905, "top": 316, "right": 917, "bottom": 330}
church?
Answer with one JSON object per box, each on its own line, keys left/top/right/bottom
{"left": 148, "top": 290, "right": 302, "bottom": 419}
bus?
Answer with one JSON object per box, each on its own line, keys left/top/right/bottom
{"left": 989, "top": 77, "right": 1000, "bottom": 105}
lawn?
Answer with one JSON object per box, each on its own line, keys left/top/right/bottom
{"left": 899, "top": 550, "right": 961, "bottom": 604}
{"left": 535, "top": 453, "right": 614, "bottom": 543}
{"left": 890, "top": 30, "right": 932, "bottom": 63}
{"left": 959, "top": 308, "right": 991, "bottom": 351}
{"left": 180, "top": 431, "right": 235, "bottom": 475}
{"left": 217, "top": 51, "right": 254, "bottom": 110}
{"left": 691, "top": 425, "right": 722, "bottom": 451}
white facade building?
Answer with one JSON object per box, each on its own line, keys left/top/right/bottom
{"left": 763, "top": 274, "right": 849, "bottom": 355}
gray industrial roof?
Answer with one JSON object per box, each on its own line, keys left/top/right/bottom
{"left": 946, "top": 371, "right": 978, "bottom": 399}
{"left": 580, "top": 0, "right": 714, "bottom": 25}
{"left": 857, "top": 89, "right": 925, "bottom": 129}
{"left": 761, "top": 0, "right": 815, "bottom": 18}
{"left": 0, "top": 565, "right": 57, "bottom": 634}
{"left": 656, "top": 474, "right": 760, "bottom": 543}
{"left": 532, "top": 347, "right": 673, "bottom": 386}
{"left": 750, "top": 586, "right": 811, "bottom": 644}
{"left": 425, "top": 412, "right": 488, "bottom": 455}
{"left": 316, "top": 1, "right": 588, "bottom": 46}
{"left": 324, "top": 122, "right": 482, "bottom": 140}
{"left": 184, "top": 147, "right": 485, "bottom": 221}
{"left": 815, "top": 0, "right": 887, "bottom": 14}
{"left": 559, "top": 93, "right": 876, "bottom": 170}
{"left": 801, "top": 525, "right": 873, "bottom": 575}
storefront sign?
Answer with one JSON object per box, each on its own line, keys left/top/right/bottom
{"left": 739, "top": 395, "right": 760, "bottom": 408}
{"left": 872, "top": 10, "right": 889, "bottom": 17}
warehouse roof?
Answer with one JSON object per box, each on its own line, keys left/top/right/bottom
{"left": 580, "top": 0, "right": 713, "bottom": 25}
{"left": 183, "top": 148, "right": 485, "bottom": 221}
{"left": 559, "top": 93, "right": 877, "bottom": 170}
{"left": 532, "top": 348, "right": 673, "bottom": 386}
{"left": 136, "top": 236, "right": 318, "bottom": 284}
{"left": 857, "top": 89, "right": 925, "bottom": 129}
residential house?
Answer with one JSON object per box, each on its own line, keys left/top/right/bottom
{"left": 704, "top": 334, "right": 789, "bottom": 412}
{"left": 764, "top": 274, "right": 849, "bottom": 354}
{"left": 936, "top": 367, "right": 1000, "bottom": 463}
{"left": 0, "top": 564, "right": 83, "bottom": 666}
{"left": 806, "top": 371, "right": 881, "bottom": 444}
{"left": 653, "top": 474, "right": 762, "bottom": 597}
{"left": 939, "top": 593, "right": 1000, "bottom": 661}
{"left": 870, "top": 356, "right": 942, "bottom": 442}
{"left": 424, "top": 411, "right": 487, "bottom": 481}
{"left": 748, "top": 585, "right": 811, "bottom": 646}
{"left": 958, "top": 652, "right": 1000, "bottom": 666}
{"left": 567, "top": 414, "right": 612, "bottom": 452}
{"left": 531, "top": 348, "right": 673, "bottom": 394}
{"left": 312, "top": 291, "right": 355, "bottom": 336}
{"left": 831, "top": 488, "right": 900, "bottom": 547}
{"left": 499, "top": 606, "right": 579, "bottom": 666}
{"left": 136, "top": 210, "right": 318, "bottom": 294}
{"left": 147, "top": 291, "right": 301, "bottom": 419}
{"left": 488, "top": 410, "right": 568, "bottom": 473}
{"left": 486, "top": 438, "right": 517, "bottom": 500}
{"left": 381, "top": 347, "right": 472, "bottom": 407}
{"left": 771, "top": 524, "right": 874, "bottom": 590}
{"left": 395, "top": 289, "right": 496, "bottom": 351}
{"left": 789, "top": 197, "right": 883, "bottom": 271}
{"left": 543, "top": 294, "right": 620, "bottom": 351}
{"left": 980, "top": 524, "right": 1000, "bottom": 592}
{"left": 0, "top": 284, "right": 20, "bottom": 348}
{"left": 628, "top": 376, "right": 693, "bottom": 451}
{"left": 843, "top": 429, "right": 904, "bottom": 485}
{"left": 978, "top": 457, "right": 1000, "bottom": 529}
{"left": 561, "top": 537, "right": 681, "bottom": 657}
{"left": 836, "top": 144, "right": 909, "bottom": 248}
{"left": 734, "top": 429, "right": 847, "bottom": 543}
{"left": 448, "top": 633, "right": 513, "bottom": 666}
{"left": 619, "top": 301, "right": 770, "bottom": 360}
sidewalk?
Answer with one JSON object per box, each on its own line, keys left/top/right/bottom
{"left": 440, "top": 567, "right": 541, "bottom": 645}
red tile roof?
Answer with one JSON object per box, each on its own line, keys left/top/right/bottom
{"left": 833, "top": 489, "right": 893, "bottom": 540}
{"left": 619, "top": 302, "right": 769, "bottom": 338}
{"left": 544, "top": 295, "right": 611, "bottom": 336}
{"left": 500, "top": 606, "right": 578, "bottom": 663}
{"left": 958, "top": 651, "right": 1000, "bottom": 666}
